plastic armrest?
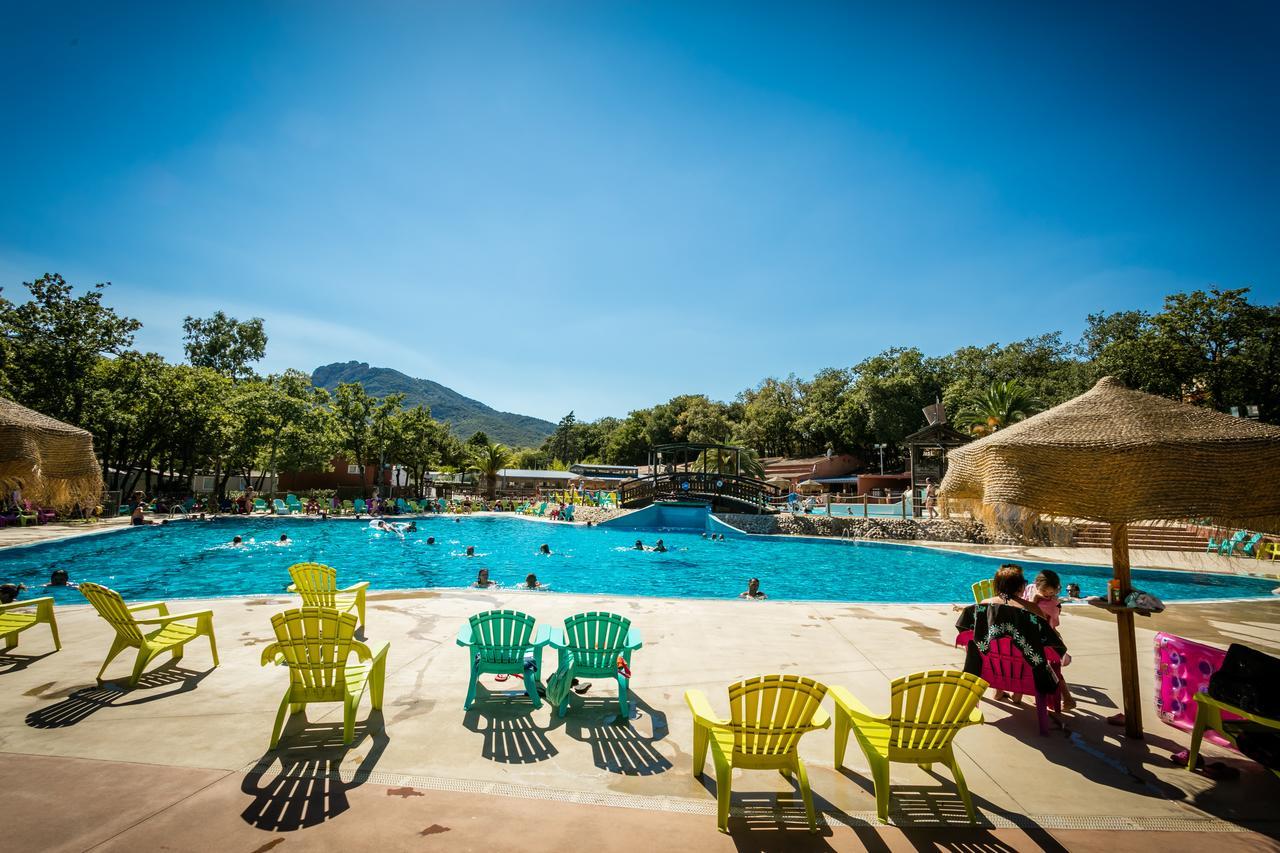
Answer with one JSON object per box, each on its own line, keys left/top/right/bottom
{"left": 625, "top": 626, "right": 644, "bottom": 650}
{"left": 548, "top": 627, "right": 566, "bottom": 649}
{"left": 829, "top": 685, "right": 887, "bottom": 723}
{"left": 260, "top": 642, "right": 282, "bottom": 666}
{"left": 1194, "top": 692, "right": 1280, "bottom": 728}
{"left": 455, "top": 624, "right": 475, "bottom": 647}
{"left": 968, "top": 708, "right": 985, "bottom": 725}
{"left": 0, "top": 596, "right": 53, "bottom": 613}
{"left": 286, "top": 584, "right": 298, "bottom": 593}
{"left": 133, "top": 608, "right": 213, "bottom": 625}
{"left": 685, "top": 689, "right": 730, "bottom": 729}
{"left": 341, "top": 582, "right": 370, "bottom": 594}
{"left": 531, "top": 624, "right": 551, "bottom": 647}
{"left": 810, "top": 707, "right": 832, "bottom": 730}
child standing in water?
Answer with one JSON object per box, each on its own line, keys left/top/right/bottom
{"left": 1023, "top": 569, "right": 1075, "bottom": 710}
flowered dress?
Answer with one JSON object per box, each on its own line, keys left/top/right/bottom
{"left": 956, "top": 600, "right": 1067, "bottom": 695}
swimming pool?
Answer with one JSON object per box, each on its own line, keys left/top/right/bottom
{"left": 2, "top": 516, "right": 1274, "bottom": 605}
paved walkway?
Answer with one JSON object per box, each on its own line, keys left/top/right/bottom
{"left": 1, "top": 586, "right": 1277, "bottom": 851}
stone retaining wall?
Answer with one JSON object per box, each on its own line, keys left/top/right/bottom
{"left": 715, "top": 512, "right": 1018, "bottom": 544}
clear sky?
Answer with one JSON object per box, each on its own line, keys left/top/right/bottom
{"left": 2, "top": 1, "right": 1276, "bottom": 422}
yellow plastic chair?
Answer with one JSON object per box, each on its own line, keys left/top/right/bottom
{"left": 832, "top": 670, "right": 987, "bottom": 824}
{"left": 971, "top": 579, "right": 993, "bottom": 603}
{"left": 79, "top": 583, "right": 218, "bottom": 687}
{"left": 685, "top": 674, "right": 831, "bottom": 833}
{"left": 288, "top": 563, "right": 369, "bottom": 630}
{"left": 0, "top": 597, "right": 61, "bottom": 652}
{"left": 1187, "top": 692, "right": 1280, "bottom": 780}
{"left": 261, "top": 607, "right": 389, "bottom": 748}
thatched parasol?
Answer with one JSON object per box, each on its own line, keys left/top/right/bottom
{"left": 0, "top": 396, "right": 104, "bottom": 511}
{"left": 940, "top": 376, "right": 1280, "bottom": 738}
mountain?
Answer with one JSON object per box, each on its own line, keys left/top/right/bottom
{"left": 311, "top": 361, "right": 556, "bottom": 447}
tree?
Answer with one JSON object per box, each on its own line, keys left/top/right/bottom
{"left": 182, "top": 311, "right": 267, "bottom": 381}
{"left": 734, "top": 377, "right": 804, "bottom": 457}
{"left": 368, "top": 393, "right": 406, "bottom": 494}
{"left": 331, "top": 382, "right": 375, "bottom": 492}
{"left": 389, "top": 406, "right": 444, "bottom": 497}
{"left": 466, "top": 430, "right": 490, "bottom": 447}
{"left": 955, "top": 380, "right": 1042, "bottom": 436}
{"left": 1, "top": 274, "right": 141, "bottom": 423}
{"left": 549, "top": 411, "right": 578, "bottom": 464}
{"left": 469, "top": 441, "right": 513, "bottom": 499}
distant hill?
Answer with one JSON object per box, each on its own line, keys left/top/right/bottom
{"left": 311, "top": 362, "right": 556, "bottom": 447}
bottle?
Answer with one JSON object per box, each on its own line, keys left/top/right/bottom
{"left": 1107, "top": 579, "right": 1120, "bottom": 604}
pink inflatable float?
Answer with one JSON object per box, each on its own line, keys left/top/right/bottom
{"left": 1154, "top": 632, "right": 1239, "bottom": 749}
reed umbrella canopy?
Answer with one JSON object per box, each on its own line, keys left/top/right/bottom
{"left": 940, "top": 376, "right": 1280, "bottom": 533}
{"left": 0, "top": 396, "right": 104, "bottom": 511}
{"left": 940, "top": 376, "right": 1280, "bottom": 739}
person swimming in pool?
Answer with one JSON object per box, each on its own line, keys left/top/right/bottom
{"left": 739, "top": 578, "right": 767, "bottom": 600}
{"left": 231, "top": 535, "right": 244, "bottom": 546}
{"left": 525, "top": 573, "right": 546, "bottom": 590}
{"left": 0, "top": 582, "right": 27, "bottom": 603}
{"left": 44, "top": 569, "right": 78, "bottom": 589}
{"left": 634, "top": 539, "right": 645, "bottom": 550}
{"left": 653, "top": 539, "right": 667, "bottom": 553}
{"left": 278, "top": 533, "right": 290, "bottom": 544}
{"left": 465, "top": 545, "right": 476, "bottom": 557}
{"left": 539, "top": 544, "right": 551, "bottom": 556}
{"left": 426, "top": 536, "right": 436, "bottom": 545}
{"left": 473, "top": 568, "right": 498, "bottom": 589}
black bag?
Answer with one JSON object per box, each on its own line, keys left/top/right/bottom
{"left": 1207, "top": 644, "right": 1280, "bottom": 720}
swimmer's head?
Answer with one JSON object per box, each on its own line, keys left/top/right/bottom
{"left": 466, "top": 545, "right": 475, "bottom": 557}
{"left": 539, "top": 544, "right": 550, "bottom": 554}
{"left": 427, "top": 537, "right": 435, "bottom": 545}
{"left": 50, "top": 569, "right": 69, "bottom": 586}
{"left": 232, "top": 535, "right": 243, "bottom": 545}
{"left": 279, "top": 534, "right": 289, "bottom": 542}
{"left": 526, "top": 573, "right": 538, "bottom": 588}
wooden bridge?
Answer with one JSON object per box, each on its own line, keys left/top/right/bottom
{"left": 619, "top": 471, "right": 784, "bottom": 514}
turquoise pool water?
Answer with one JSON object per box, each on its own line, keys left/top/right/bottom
{"left": 1, "top": 516, "right": 1274, "bottom": 604}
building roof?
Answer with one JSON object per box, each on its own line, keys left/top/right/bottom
{"left": 497, "top": 469, "right": 580, "bottom": 480}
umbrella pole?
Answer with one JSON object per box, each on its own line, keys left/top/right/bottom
{"left": 1112, "top": 522, "right": 1143, "bottom": 739}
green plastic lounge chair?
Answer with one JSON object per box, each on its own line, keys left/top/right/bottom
{"left": 272, "top": 498, "right": 291, "bottom": 515}
{"left": 0, "top": 596, "right": 61, "bottom": 653}
{"left": 1216, "top": 530, "right": 1247, "bottom": 555}
{"left": 288, "top": 562, "right": 369, "bottom": 629}
{"left": 550, "top": 612, "right": 642, "bottom": 718}
{"left": 832, "top": 670, "right": 987, "bottom": 824}
{"left": 253, "top": 498, "right": 267, "bottom": 513}
{"left": 971, "top": 579, "right": 993, "bottom": 603}
{"left": 286, "top": 494, "right": 302, "bottom": 513}
{"left": 686, "top": 674, "right": 831, "bottom": 833}
{"left": 1187, "top": 691, "right": 1280, "bottom": 781}
{"left": 354, "top": 498, "right": 367, "bottom": 514}
{"left": 534, "top": 502, "right": 547, "bottom": 517}
{"left": 456, "top": 609, "right": 550, "bottom": 710}
{"left": 341, "top": 499, "right": 355, "bottom": 515}
{"left": 79, "top": 583, "right": 218, "bottom": 687}
{"left": 562, "top": 504, "right": 575, "bottom": 522}
{"left": 1238, "top": 533, "right": 1263, "bottom": 557}
{"left": 261, "top": 607, "right": 388, "bottom": 748}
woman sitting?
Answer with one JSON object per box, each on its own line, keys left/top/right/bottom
{"left": 956, "top": 564, "right": 1066, "bottom": 702}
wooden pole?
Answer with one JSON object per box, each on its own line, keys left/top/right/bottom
{"left": 1111, "top": 522, "right": 1143, "bottom": 739}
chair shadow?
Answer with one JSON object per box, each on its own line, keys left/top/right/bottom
{"left": 0, "top": 649, "right": 58, "bottom": 675}
{"left": 24, "top": 664, "right": 211, "bottom": 729}
{"left": 462, "top": 692, "right": 557, "bottom": 764}
{"left": 724, "top": 791, "right": 839, "bottom": 850}
{"left": 559, "top": 693, "right": 672, "bottom": 776}
{"left": 240, "top": 715, "right": 390, "bottom": 831}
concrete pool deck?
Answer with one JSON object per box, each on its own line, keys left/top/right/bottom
{"left": 1, "top": 584, "right": 1278, "bottom": 851}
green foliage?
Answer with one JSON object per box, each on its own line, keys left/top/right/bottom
{"left": 182, "top": 311, "right": 267, "bottom": 381}
{"left": 468, "top": 441, "right": 513, "bottom": 499}
{"left": 549, "top": 411, "right": 578, "bottom": 464}
{"left": 954, "top": 380, "right": 1043, "bottom": 436}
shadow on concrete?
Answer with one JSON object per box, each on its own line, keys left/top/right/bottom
{"left": 24, "top": 664, "right": 210, "bottom": 728}
{"left": 0, "top": 649, "right": 59, "bottom": 675}
{"left": 462, "top": 702, "right": 557, "bottom": 764}
{"left": 240, "top": 716, "right": 389, "bottom": 831}
{"left": 559, "top": 693, "right": 672, "bottom": 776}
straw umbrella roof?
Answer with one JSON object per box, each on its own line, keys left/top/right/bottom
{"left": 0, "top": 396, "right": 104, "bottom": 510}
{"left": 941, "top": 377, "right": 1280, "bottom": 533}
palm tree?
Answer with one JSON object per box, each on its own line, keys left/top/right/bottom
{"left": 955, "top": 380, "right": 1043, "bottom": 437}
{"left": 469, "top": 441, "right": 513, "bottom": 500}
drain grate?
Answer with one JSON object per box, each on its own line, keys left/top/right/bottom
{"left": 239, "top": 760, "right": 1268, "bottom": 833}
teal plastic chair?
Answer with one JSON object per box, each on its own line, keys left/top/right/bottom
{"left": 562, "top": 504, "right": 576, "bottom": 522}
{"left": 456, "top": 610, "right": 550, "bottom": 710}
{"left": 1237, "top": 533, "right": 1263, "bottom": 557}
{"left": 396, "top": 498, "right": 410, "bottom": 513}
{"left": 354, "top": 498, "right": 367, "bottom": 514}
{"left": 1211, "top": 530, "right": 1246, "bottom": 555}
{"left": 550, "top": 612, "right": 642, "bottom": 718}
{"left": 272, "top": 498, "right": 291, "bottom": 515}
{"left": 286, "top": 494, "right": 303, "bottom": 513}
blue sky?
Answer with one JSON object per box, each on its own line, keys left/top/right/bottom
{"left": 2, "top": 1, "right": 1276, "bottom": 422}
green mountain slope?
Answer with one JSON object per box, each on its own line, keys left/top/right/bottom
{"left": 311, "top": 361, "right": 556, "bottom": 447}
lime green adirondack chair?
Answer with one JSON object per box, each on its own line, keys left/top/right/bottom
{"left": 340, "top": 499, "right": 355, "bottom": 515}
{"left": 261, "top": 607, "right": 389, "bottom": 748}
{"left": 550, "top": 612, "right": 643, "bottom": 718}
{"left": 1187, "top": 691, "right": 1280, "bottom": 780}
{"left": 80, "top": 583, "right": 218, "bottom": 686}
{"left": 686, "top": 675, "right": 831, "bottom": 833}
{"left": 832, "top": 670, "right": 987, "bottom": 824}
{"left": 288, "top": 563, "right": 369, "bottom": 630}
{"left": 0, "top": 597, "right": 61, "bottom": 652}
{"left": 456, "top": 610, "right": 550, "bottom": 710}
{"left": 971, "top": 579, "right": 993, "bottom": 603}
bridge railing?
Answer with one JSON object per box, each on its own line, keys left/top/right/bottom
{"left": 620, "top": 472, "right": 785, "bottom": 510}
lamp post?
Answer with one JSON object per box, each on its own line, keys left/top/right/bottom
{"left": 874, "top": 443, "right": 887, "bottom": 475}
